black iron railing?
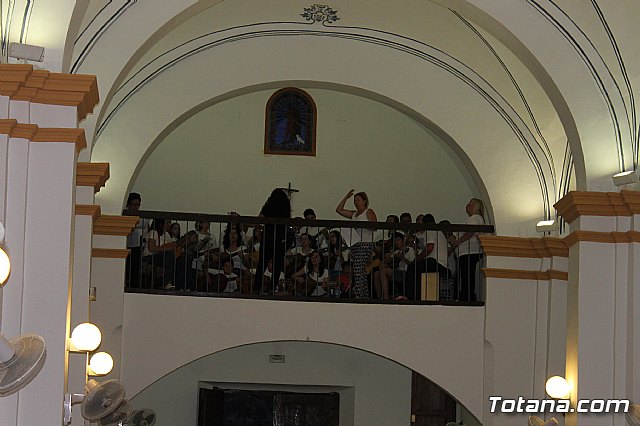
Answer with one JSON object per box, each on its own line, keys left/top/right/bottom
{"left": 123, "top": 210, "right": 494, "bottom": 304}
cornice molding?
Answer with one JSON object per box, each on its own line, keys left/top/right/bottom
{"left": 483, "top": 268, "right": 568, "bottom": 281}
{"left": 93, "top": 215, "right": 139, "bottom": 236}
{"left": 0, "top": 119, "right": 87, "bottom": 153}
{"left": 76, "top": 162, "right": 110, "bottom": 193}
{"left": 479, "top": 235, "right": 568, "bottom": 258}
{"left": 563, "top": 230, "right": 640, "bottom": 248}
{"left": 92, "top": 248, "right": 130, "bottom": 259}
{"left": 75, "top": 204, "right": 101, "bottom": 221}
{"left": 0, "top": 65, "right": 99, "bottom": 122}
{"left": 554, "top": 190, "right": 640, "bottom": 224}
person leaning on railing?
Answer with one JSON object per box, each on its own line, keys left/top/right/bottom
{"left": 448, "top": 198, "right": 485, "bottom": 302}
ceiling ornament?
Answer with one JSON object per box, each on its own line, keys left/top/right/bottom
{"left": 301, "top": 4, "right": 339, "bottom": 24}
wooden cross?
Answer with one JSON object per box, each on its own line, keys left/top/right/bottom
{"left": 277, "top": 182, "right": 300, "bottom": 198}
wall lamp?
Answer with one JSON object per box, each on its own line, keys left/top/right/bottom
{"left": 612, "top": 170, "right": 639, "bottom": 186}
{"left": 545, "top": 376, "right": 571, "bottom": 400}
{"left": 88, "top": 352, "right": 114, "bottom": 376}
{"left": 0, "top": 222, "right": 10, "bottom": 284}
{"left": 69, "top": 323, "right": 102, "bottom": 352}
{"left": 536, "top": 220, "right": 558, "bottom": 233}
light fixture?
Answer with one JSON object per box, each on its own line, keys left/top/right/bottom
{"left": 69, "top": 323, "right": 101, "bottom": 352}
{"left": 536, "top": 220, "right": 558, "bottom": 233}
{"left": 8, "top": 42, "right": 44, "bottom": 62}
{"left": 612, "top": 170, "right": 639, "bottom": 186}
{"left": 88, "top": 352, "right": 113, "bottom": 376}
{"left": 0, "top": 247, "right": 10, "bottom": 285}
{"left": 545, "top": 376, "right": 571, "bottom": 399}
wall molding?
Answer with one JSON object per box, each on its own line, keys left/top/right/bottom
{"left": 77, "top": 162, "right": 110, "bottom": 193}
{"left": 93, "top": 215, "right": 139, "bottom": 236}
{"left": 483, "top": 267, "right": 568, "bottom": 281}
{"left": 554, "top": 190, "right": 640, "bottom": 223}
{"left": 75, "top": 204, "right": 101, "bottom": 221}
{"left": 0, "top": 65, "right": 99, "bottom": 121}
{"left": 480, "top": 235, "right": 568, "bottom": 258}
{"left": 0, "top": 119, "right": 87, "bottom": 153}
{"left": 92, "top": 248, "right": 130, "bottom": 259}
{"left": 563, "top": 230, "right": 640, "bottom": 247}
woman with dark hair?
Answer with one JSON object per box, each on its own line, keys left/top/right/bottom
{"left": 254, "top": 189, "right": 291, "bottom": 293}
{"left": 220, "top": 223, "right": 247, "bottom": 278}
{"left": 292, "top": 250, "right": 328, "bottom": 296}
{"left": 323, "top": 230, "right": 349, "bottom": 280}
{"left": 336, "top": 189, "right": 377, "bottom": 298}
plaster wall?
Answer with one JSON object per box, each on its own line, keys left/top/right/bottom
{"left": 121, "top": 293, "right": 485, "bottom": 419}
{"left": 131, "top": 341, "right": 412, "bottom": 426}
{"left": 132, "top": 88, "right": 477, "bottom": 222}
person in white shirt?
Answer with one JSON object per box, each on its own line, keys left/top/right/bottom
{"left": 124, "top": 192, "right": 151, "bottom": 288}
{"left": 404, "top": 214, "right": 452, "bottom": 300}
{"left": 143, "top": 218, "right": 177, "bottom": 289}
{"left": 449, "top": 198, "right": 486, "bottom": 302}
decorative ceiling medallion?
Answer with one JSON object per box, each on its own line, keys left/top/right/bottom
{"left": 301, "top": 4, "right": 339, "bottom": 24}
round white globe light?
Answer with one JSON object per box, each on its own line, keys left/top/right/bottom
{"left": 89, "top": 352, "right": 113, "bottom": 375}
{"left": 70, "top": 323, "right": 101, "bottom": 352}
{"left": 545, "top": 376, "right": 570, "bottom": 399}
{"left": 0, "top": 247, "right": 10, "bottom": 285}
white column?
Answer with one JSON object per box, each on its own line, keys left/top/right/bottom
{"left": 17, "top": 139, "right": 76, "bottom": 426}
{"left": 0, "top": 135, "right": 30, "bottom": 426}
{"left": 90, "top": 235, "right": 128, "bottom": 381}
{"left": 564, "top": 214, "right": 633, "bottom": 426}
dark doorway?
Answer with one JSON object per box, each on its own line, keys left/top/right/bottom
{"left": 411, "top": 372, "right": 456, "bottom": 425}
{"left": 198, "top": 388, "right": 340, "bottom": 426}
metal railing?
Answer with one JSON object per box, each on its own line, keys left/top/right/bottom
{"left": 123, "top": 210, "right": 494, "bottom": 304}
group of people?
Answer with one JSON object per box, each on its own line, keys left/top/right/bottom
{"left": 124, "top": 189, "right": 486, "bottom": 302}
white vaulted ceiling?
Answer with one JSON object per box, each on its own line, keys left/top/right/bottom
{"left": 10, "top": 0, "right": 639, "bottom": 234}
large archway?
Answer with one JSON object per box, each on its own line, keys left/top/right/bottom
{"left": 92, "top": 29, "right": 557, "bottom": 234}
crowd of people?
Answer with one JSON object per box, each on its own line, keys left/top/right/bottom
{"left": 124, "top": 189, "right": 487, "bottom": 302}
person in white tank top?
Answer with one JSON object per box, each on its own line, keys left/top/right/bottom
{"left": 336, "top": 189, "right": 377, "bottom": 298}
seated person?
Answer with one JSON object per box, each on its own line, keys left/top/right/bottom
{"left": 404, "top": 215, "right": 451, "bottom": 300}
{"left": 298, "top": 208, "right": 328, "bottom": 249}
{"left": 216, "top": 223, "right": 248, "bottom": 278}
{"left": 336, "top": 260, "right": 352, "bottom": 298}
{"left": 143, "top": 218, "right": 177, "bottom": 289}
{"left": 193, "top": 220, "right": 220, "bottom": 272}
{"left": 174, "top": 230, "right": 199, "bottom": 290}
{"left": 197, "top": 256, "right": 239, "bottom": 293}
{"left": 292, "top": 250, "right": 329, "bottom": 296}
{"left": 321, "top": 230, "right": 350, "bottom": 280}
{"left": 285, "top": 232, "right": 314, "bottom": 277}
{"left": 374, "top": 232, "right": 415, "bottom": 299}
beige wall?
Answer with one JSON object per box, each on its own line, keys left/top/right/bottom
{"left": 132, "top": 88, "right": 477, "bottom": 223}
{"left": 121, "top": 293, "right": 486, "bottom": 419}
{"left": 131, "top": 341, "right": 411, "bottom": 426}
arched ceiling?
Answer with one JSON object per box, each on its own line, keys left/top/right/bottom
{"left": 6, "top": 0, "right": 638, "bottom": 234}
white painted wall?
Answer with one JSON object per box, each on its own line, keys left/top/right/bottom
{"left": 132, "top": 88, "right": 477, "bottom": 223}
{"left": 131, "top": 341, "right": 411, "bottom": 426}
{"left": 121, "top": 294, "right": 486, "bottom": 419}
